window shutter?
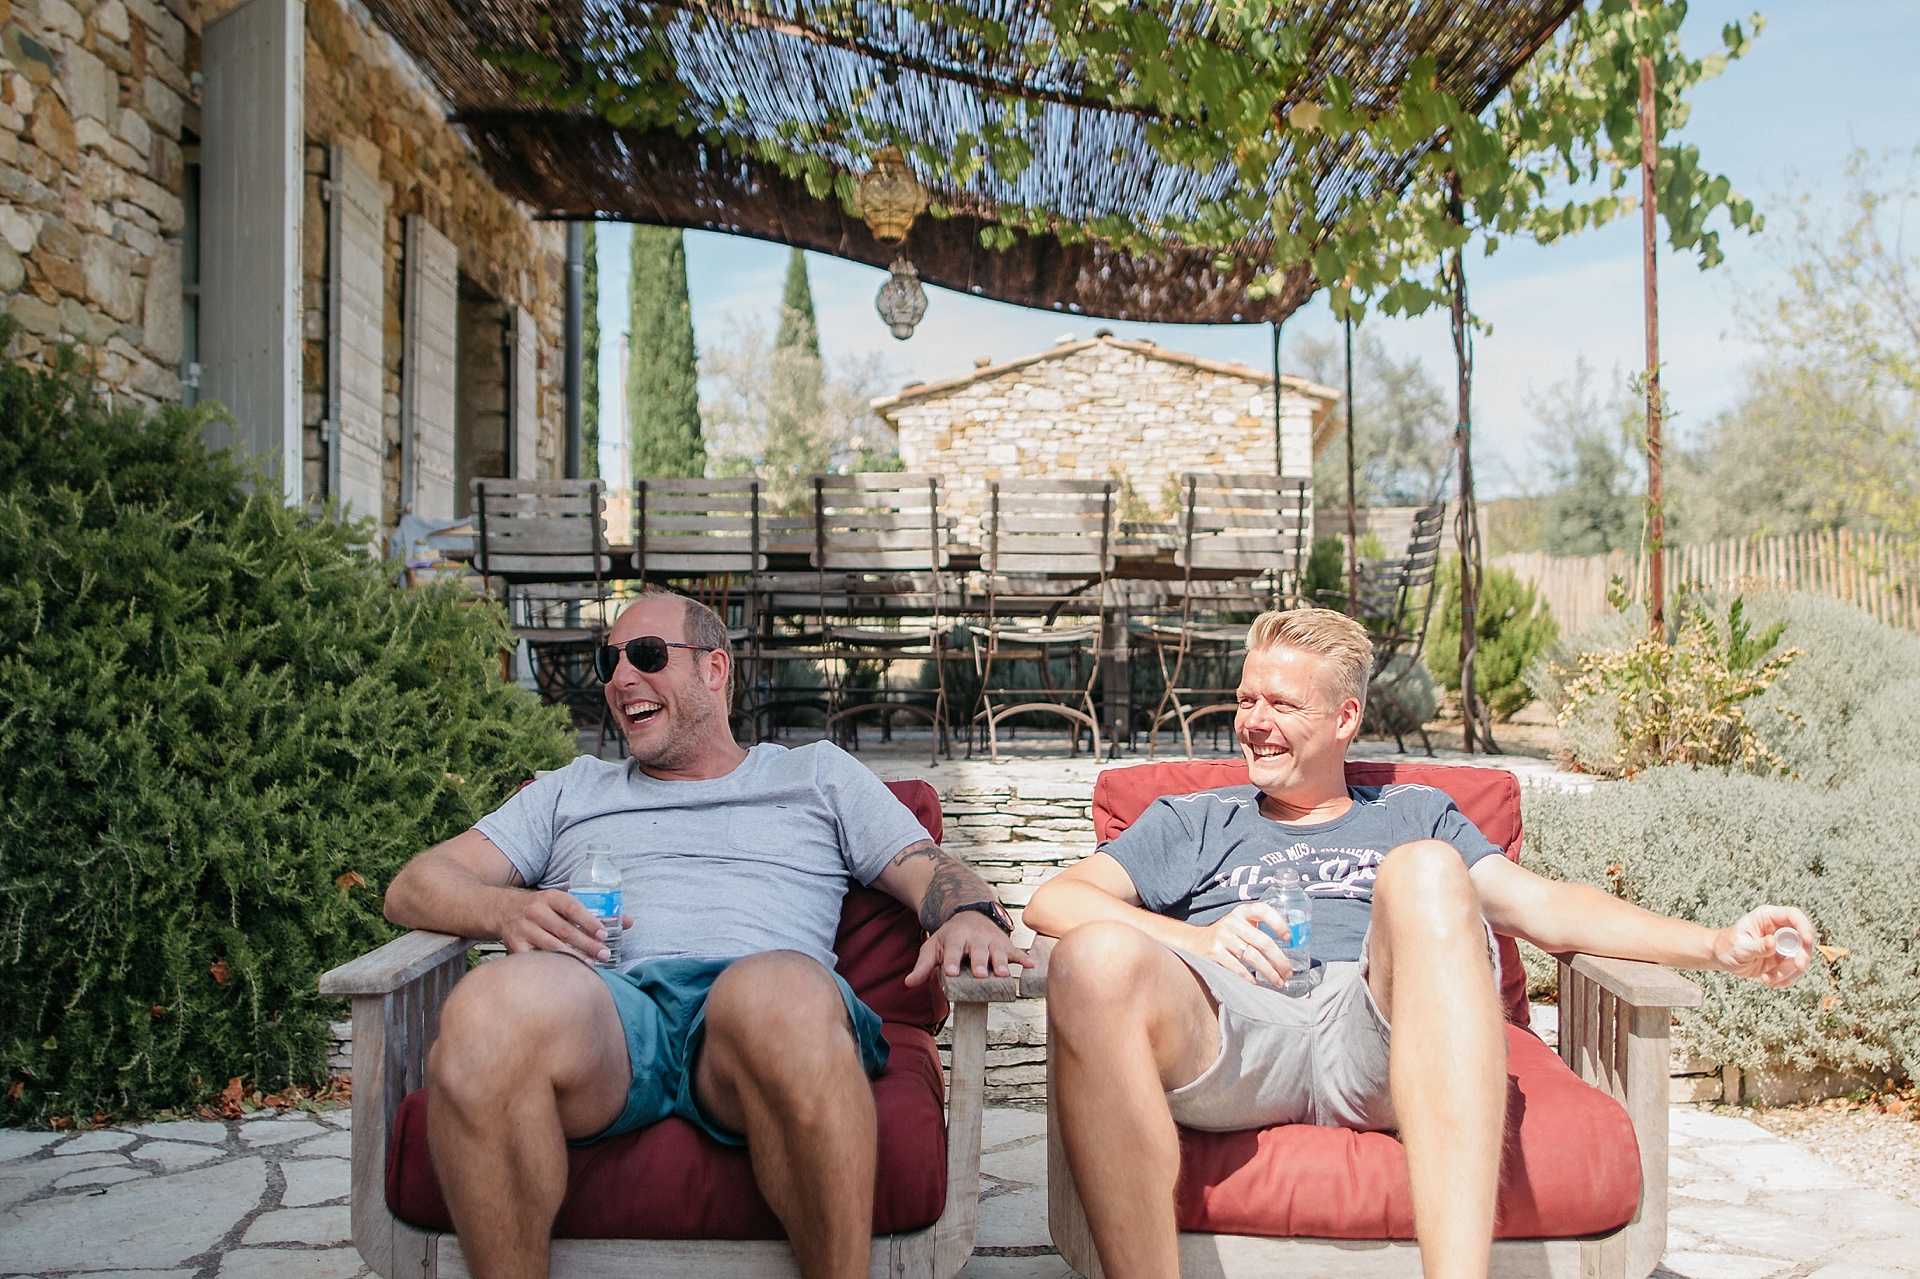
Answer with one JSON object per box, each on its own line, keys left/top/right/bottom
{"left": 402, "top": 215, "right": 459, "bottom": 520}
{"left": 198, "top": 0, "right": 303, "bottom": 503}
{"left": 510, "top": 305, "right": 540, "bottom": 479}
{"left": 328, "top": 143, "right": 386, "bottom": 523}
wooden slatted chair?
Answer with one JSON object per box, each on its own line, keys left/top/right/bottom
{"left": 473, "top": 478, "right": 614, "bottom": 735}
{"left": 1317, "top": 502, "right": 1446, "bottom": 754}
{"left": 813, "top": 474, "right": 952, "bottom": 764}
{"left": 1042, "top": 759, "right": 1702, "bottom": 1279}
{"left": 634, "top": 477, "right": 765, "bottom": 735}
{"left": 1139, "top": 474, "right": 1313, "bottom": 757}
{"left": 320, "top": 779, "right": 1019, "bottom": 1279}
{"left": 968, "top": 478, "right": 1114, "bottom": 761}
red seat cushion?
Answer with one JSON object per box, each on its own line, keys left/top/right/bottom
{"left": 386, "top": 778, "right": 952, "bottom": 1238}
{"left": 1175, "top": 1024, "right": 1640, "bottom": 1238}
{"left": 1090, "top": 760, "right": 1642, "bottom": 1240}
{"left": 388, "top": 1022, "right": 947, "bottom": 1238}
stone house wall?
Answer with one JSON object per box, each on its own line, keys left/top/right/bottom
{"left": 0, "top": 0, "right": 192, "bottom": 403}
{"left": 877, "top": 334, "right": 1340, "bottom": 544}
{"left": 0, "top": 0, "right": 567, "bottom": 534}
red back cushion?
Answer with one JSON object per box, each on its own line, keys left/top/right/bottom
{"left": 1090, "top": 760, "right": 1529, "bottom": 1027}
{"left": 838, "top": 779, "right": 946, "bottom": 1032}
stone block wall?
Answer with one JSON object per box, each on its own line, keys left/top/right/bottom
{"left": 0, "top": 0, "right": 191, "bottom": 404}
{"left": 880, "top": 335, "right": 1335, "bottom": 545}
{"left": 0, "top": 0, "right": 568, "bottom": 534}
{"left": 931, "top": 775, "right": 1088, "bottom": 1102}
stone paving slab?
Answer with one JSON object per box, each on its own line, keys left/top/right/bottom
{"left": 4, "top": 1103, "right": 1916, "bottom": 1278}
{"left": 0, "top": 1110, "right": 362, "bottom": 1279}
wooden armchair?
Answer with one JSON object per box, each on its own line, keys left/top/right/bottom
{"left": 319, "top": 780, "right": 1016, "bottom": 1279}
{"left": 1044, "top": 760, "right": 1703, "bottom": 1279}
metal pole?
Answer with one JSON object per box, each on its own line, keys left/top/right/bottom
{"left": 1635, "top": 5, "right": 1666, "bottom": 635}
{"left": 1343, "top": 312, "right": 1358, "bottom": 617}
{"left": 565, "top": 222, "right": 586, "bottom": 479}
{"left": 1273, "top": 318, "right": 1287, "bottom": 610}
{"left": 1272, "top": 319, "right": 1285, "bottom": 478}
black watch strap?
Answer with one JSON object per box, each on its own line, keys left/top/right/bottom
{"left": 946, "top": 901, "right": 1015, "bottom": 934}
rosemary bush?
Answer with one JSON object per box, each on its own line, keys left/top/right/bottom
{"left": 0, "top": 343, "right": 574, "bottom": 1123}
{"left": 1520, "top": 592, "right": 1920, "bottom": 1077}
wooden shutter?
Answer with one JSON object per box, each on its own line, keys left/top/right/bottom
{"left": 509, "top": 305, "right": 539, "bottom": 480}
{"left": 328, "top": 143, "right": 386, "bottom": 523}
{"left": 198, "top": 0, "right": 303, "bottom": 503}
{"left": 402, "top": 215, "right": 458, "bottom": 520}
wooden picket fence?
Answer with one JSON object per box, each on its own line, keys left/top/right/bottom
{"left": 1491, "top": 530, "right": 1920, "bottom": 636}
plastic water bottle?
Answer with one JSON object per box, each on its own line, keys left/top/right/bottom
{"left": 1260, "top": 869, "right": 1313, "bottom": 996}
{"left": 1773, "top": 927, "right": 1803, "bottom": 959}
{"left": 568, "top": 847, "right": 623, "bottom": 969}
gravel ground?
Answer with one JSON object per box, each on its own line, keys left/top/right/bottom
{"left": 1739, "top": 1099, "right": 1920, "bottom": 1208}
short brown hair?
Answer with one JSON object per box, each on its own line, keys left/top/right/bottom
{"left": 1245, "top": 608, "right": 1374, "bottom": 714}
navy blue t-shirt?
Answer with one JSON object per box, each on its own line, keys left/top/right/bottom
{"left": 1101, "top": 783, "right": 1503, "bottom": 963}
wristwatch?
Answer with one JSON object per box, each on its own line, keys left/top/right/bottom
{"left": 946, "top": 901, "right": 1015, "bottom": 935}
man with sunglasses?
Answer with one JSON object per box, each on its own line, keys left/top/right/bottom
{"left": 385, "top": 590, "right": 1028, "bottom": 1279}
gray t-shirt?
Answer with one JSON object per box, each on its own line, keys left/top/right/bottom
{"left": 1102, "top": 783, "right": 1503, "bottom": 963}
{"left": 474, "top": 741, "right": 932, "bottom": 970}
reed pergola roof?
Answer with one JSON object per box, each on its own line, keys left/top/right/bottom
{"left": 365, "top": 0, "right": 1579, "bottom": 324}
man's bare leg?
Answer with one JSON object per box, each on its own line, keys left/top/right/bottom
{"left": 693, "top": 950, "right": 878, "bottom": 1279}
{"left": 1047, "top": 920, "right": 1222, "bottom": 1279}
{"left": 1369, "top": 840, "right": 1509, "bottom": 1279}
{"left": 426, "top": 953, "right": 631, "bottom": 1279}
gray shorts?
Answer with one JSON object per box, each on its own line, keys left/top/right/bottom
{"left": 1165, "top": 928, "right": 1500, "bottom": 1134}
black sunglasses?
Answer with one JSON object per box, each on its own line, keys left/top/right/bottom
{"left": 594, "top": 636, "right": 718, "bottom": 682}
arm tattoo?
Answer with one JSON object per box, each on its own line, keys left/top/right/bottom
{"left": 889, "top": 840, "right": 998, "bottom": 932}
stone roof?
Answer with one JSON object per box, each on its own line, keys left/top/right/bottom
{"left": 871, "top": 332, "right": 1344, "bottom": 453}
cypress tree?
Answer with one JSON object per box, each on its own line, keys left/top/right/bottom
{"left": 627, "top": 226, "right": 705, "bottom": 478}
{"left": 776, "top": 246, "right": 821, "bottom": 357}
{"left": 581, "top": 223, "right": 600, "bottom": 478}
{"left": 762, "top": 248, "right": 828, "bottom": 511}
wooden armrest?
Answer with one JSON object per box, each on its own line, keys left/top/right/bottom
{"left": 1559, "top": 953, "right": 1703, "bottom": 1009}
{"left": 319, "top": 930, "right": 476, "bottom": 996}
{"left": 941, "top": 934, "right": 1052, "bottom": 1002}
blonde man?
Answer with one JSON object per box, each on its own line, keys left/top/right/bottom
{"left": 1027, "top": 607, "right": 1812, "bottom": 1279}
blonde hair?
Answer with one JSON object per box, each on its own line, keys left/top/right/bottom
{"left": 1245, "top": 608, "right": 1374, "bottom": 714}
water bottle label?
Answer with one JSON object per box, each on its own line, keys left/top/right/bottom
{"left": 1286, "top": 911, "right": 1311, "bottom": 950}
{"left": 570, "top": 887, "right": 622, "bottom": 919}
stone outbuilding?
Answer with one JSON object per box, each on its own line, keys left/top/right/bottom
{"left": 0, "top": 0, "right": 573, "bottom": 537}
{"left": 874, "top": 332, "right": 1342, "bottom": 542}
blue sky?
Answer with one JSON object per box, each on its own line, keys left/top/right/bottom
{"left": 597, "top": 1, "right": 1920, "bottom": 494}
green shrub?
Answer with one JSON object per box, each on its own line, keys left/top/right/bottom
{"left": 1522, "top": 767, "right": 1920, "bottom": 1079}
{"left": 1427, "top": 562, "right": 1558, "bottom": 719}
{"left": 1521, "top": 592, "right": 1920, "bottom": 1078}
{"left": 1302, "top": 536, "right": 1346, "bottom": 607}
{"left": 1553, "top": 597, "right": 1800, "bottom": 779}
{"left": 0, "top": 342, "right": 574, "bottom": 1124}
{"left": 1739, "top": 592, "right": 1920, "bottom": 788}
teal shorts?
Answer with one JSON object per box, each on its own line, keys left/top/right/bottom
{"left": 580, "top": 954, "right": 890, "bottom": 1148}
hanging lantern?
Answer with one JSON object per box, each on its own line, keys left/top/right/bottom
{"left": 875, "top": 258, "right": 928, "bottom": 340}
{"left": 856, "top": 146, "right": 927, "bottom": 244}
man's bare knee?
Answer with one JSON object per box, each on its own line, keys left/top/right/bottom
{"left": 1048, "top": 921, "right": 1189, "bottom": 1035}
{"left": 703, "top": 951, "right": 859, "bottom": 1093}
{"left": 1375, "top": 840, "right": 1479, "bottom": 935}
{"left": 429, "top": 954, "right": 612, "bottom": 1111}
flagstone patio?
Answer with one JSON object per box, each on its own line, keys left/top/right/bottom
{"left": 3, "top": 1102, "right": 1917, "bottom": 1278}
